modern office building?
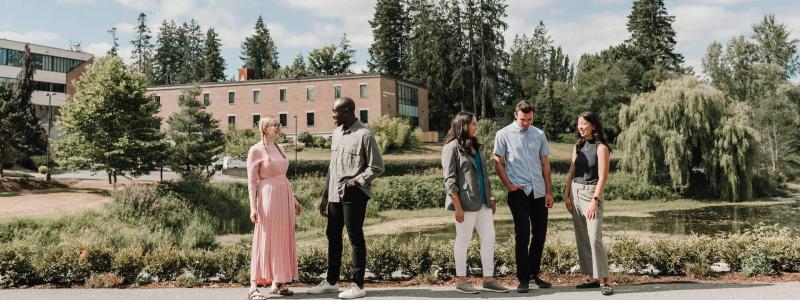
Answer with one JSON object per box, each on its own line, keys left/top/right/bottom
{"left": 147, "top": 72, "right": 430, "bottom": 136}
{"left": 0, "top": 38, "right": 94, "bottom": 125}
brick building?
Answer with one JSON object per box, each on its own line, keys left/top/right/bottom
{"left": 147, "top": 72, "right": 429, "bottom": 137}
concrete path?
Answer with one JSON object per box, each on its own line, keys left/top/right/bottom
{"left": 2, "top": 282, "right": 799, "bottom": 300}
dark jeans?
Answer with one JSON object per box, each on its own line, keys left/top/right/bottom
{"left": 508, "top": 189, "right": 549, "bottom": 281}
{"left": 326, "top": 186, "right": 369, "bottom": 288}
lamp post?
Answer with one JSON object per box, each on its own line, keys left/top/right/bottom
{"left": 293, "top": 115, "right": 298, "bottom": 163}
{"left": 45, "top": 92, "right": 52, "bottom": 181}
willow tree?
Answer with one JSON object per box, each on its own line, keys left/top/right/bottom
{"left": 618, "top": 76, "right": 758, "bottom": 201}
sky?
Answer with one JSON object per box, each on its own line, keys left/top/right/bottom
{"left": 0, "top": 0, "right": 798, "bottom": 80}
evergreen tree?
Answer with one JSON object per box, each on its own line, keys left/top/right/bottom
{"left": 176, "top": 20, "right": 205, "bottom": 84}
{"left": 278, "top": 54, "right": 308, "bottom": 78}
{"left": 626, "top": 0, "right": 685, "bottom": 72}
{"left": 241, "top": 16, "right": 280, "bottom": 79}
{"left": 166, "top": 85, "right": 225, "bottom": 179}
{"left": 56, "top": 56, "right": 168, "bottom": 184}
{"left": 131, "top": 12, "right": 155, "bottom": 85}
{"left": 0, "top": 45, "right": 44, "bottom": 177}
{"left": 154, "top": 20, "right": 180, "bottom": 85}
{"left": 203, "top": 28, "right": 226, "bottom": 82}
{"left": 367, "top": 0, "right": 409, "bottom": 76}
{"left": 751, "top": 14, "right": 800, "bottom": 78}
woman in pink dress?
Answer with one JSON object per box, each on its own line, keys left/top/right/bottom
{"left": 247, "top": 117, "right": 302, "bottom": 299}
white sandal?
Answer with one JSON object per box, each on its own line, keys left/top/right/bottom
{"left": 248, "top": 289, "right": 267, "bottom": 300}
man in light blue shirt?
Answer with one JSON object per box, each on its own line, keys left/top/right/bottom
{"left": 493, "top": 100, "right": 554, "bottom": 293}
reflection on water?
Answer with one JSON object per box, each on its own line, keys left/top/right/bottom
{"left": 395, "top": 200, "right": 800, "bottom": 241}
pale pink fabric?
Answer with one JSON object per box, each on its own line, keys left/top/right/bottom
{"left": 247, "top": 144, "right": 298, "bottom": 284}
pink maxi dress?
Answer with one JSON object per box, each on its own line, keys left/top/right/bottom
{"left": 247, "top": 144, "right": 299, "bottom": 284}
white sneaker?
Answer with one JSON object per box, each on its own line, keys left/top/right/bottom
{"left": 338, "top": 284, "right": 366, "bottom": 299}
{"left": 308, "top": 280, "right": 340, "bottom": 294}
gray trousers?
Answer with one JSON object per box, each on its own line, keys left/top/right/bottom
{"left": 571, "top": 182, "right": 609, "bottom": 278}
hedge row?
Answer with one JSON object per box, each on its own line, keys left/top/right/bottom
{"left": 2, "top": 229, "right": 797, "bottom": 287}
{"left": 222, "top": 159, "right": 622, "bottom": 180}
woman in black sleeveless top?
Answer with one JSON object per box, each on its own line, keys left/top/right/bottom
{"left": 564, "top": 111, "right": 613, "bottom": 296}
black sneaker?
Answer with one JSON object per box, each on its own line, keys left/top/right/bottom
{"left": 531, "top": 277, "right": 552, "bottom": 289}
{"left": 516, "top": 281, "right": 529, "bottom": 293}
{"left": 576, "top": 280, "right": 601, "bottom": 289}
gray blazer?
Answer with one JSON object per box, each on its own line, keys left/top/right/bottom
{"left": 441, "top": 140, "right": 492, "bottom": 212}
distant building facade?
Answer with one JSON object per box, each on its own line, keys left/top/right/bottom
{"left": 0, "top": 38, "right": 93, "bottom": 123}
{"left": 147, "top": 72, "right": 429, "bottom": 136}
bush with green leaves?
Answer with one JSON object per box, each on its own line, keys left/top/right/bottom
{"left": 368, "top": 116, "right": 420, "bottom": 154}
{"left": 297, "top": 132, "right": 314, "bottom": 146}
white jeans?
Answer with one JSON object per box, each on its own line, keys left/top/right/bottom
{"left": 454, "top": 205, "right": 496, "bottom": 277}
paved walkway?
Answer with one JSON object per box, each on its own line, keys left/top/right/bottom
{"left": 2, "top": 282, "right": 800, "bottom": 300}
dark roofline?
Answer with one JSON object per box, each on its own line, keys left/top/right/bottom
{"left": 146, "top": 72, "right": 427, "bottom": 90}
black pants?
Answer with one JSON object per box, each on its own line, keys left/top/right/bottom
{"left": 326, "top": 186, "right": 369, "bottom": 288}
{"left": 508, "top": 189, "right": 549, "bottom": 281}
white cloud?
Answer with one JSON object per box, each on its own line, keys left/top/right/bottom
{"left": 114, "top": 22, "right": 137, "bottom": 35}
{"left": 350, "top": 64, "right": 368, "bottom": 74}
{"left": 0, "top": 30, "right": 61, "bottom": 45}
{"left": 56, "top": 0, "right": 97, "bottom": 4}
{"left": 548, "top": 12, "right": 630, "bottom": 61}
{"left": 84, "top": 42, "right": 113, "bottom": 57}
{"left": 672, "top": 4, "right": 763, "bottom": 73}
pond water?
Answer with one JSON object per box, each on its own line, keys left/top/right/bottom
{"left": 394, "top": 199, "right": 800, "bottom": 241}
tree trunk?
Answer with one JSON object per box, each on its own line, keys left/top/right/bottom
{"left": 108, "top": 172, "right": 112, "bottom": 184}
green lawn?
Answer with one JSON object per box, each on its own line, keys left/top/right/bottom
{"left": 283, "top": 142, "right": 622, "bottom": 161}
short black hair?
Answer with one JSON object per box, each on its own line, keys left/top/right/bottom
{"left": 515, "top": 100, "right": 534, "bottom": 113}
{"left": 335, "top": 97, "right": 356, "bottom": 111}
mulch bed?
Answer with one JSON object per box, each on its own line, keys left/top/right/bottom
{"left": 0, "top": 177, "right": 68, "bottom": 192}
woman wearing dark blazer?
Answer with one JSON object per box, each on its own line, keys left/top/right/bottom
{"left": 441, "top": 112, "right": 508, "bottom": 294}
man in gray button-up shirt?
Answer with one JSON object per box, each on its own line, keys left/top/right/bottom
{"left": 311, "top": 97, "right": 383, "bottom": 298}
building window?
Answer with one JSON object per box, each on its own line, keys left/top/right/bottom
{"left": 203, "top": 93, "right": 210, "bottom": 106}
{"left": 398, "top": 84, "right": 419, "bottom": 127}
{"left": 0, "top": 48, "right": 6, "bottom": 65}
{"left": 228, "top": 91, "right": 235, "bottom": 104}
{"left": 334, "top": 85, "right": 342, "bottom": 99}
{"left": 252, "top": 114, "right": 260, "bottom": 128}
{"left": 279, "top": 88, "right": 287, "bottom": 102}
{"left": 306, "top": 112, "right": 315, "bottom": 127}
{"left": 253, "top": 90, "right": 260, "bottom": 104}
{"left": 306, "top": 87, "right": 315, "bottom": 101}
{"left": 360, "top": 109, "right": 368, "bottom": 124}
{"left": 360, "top": 84, "right": 367, "bottom": 99}
{"left": 228, "top": 115, "right": 236, "bottom": 128}
{"left": 279, "top": 113, "right": 288, "bottom": 127}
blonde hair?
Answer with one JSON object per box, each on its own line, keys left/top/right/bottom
{"left": 258, "top": 117, "right": 286, "bottom": 160}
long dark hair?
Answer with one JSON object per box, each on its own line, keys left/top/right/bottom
{"left": 575, "top": 111, "right": 612, "bottom": 153}
{"left": 444, "top": 112, "right": 479, "bottom": 155}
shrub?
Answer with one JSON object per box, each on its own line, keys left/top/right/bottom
{"left": 184, "top": 249, "right": 221, "bottom": 282}
{"left": 541, "top": 239, "right": 579, "bottom": 275}
{"left": 0, "top": 244, "right": 35, "bottom": 286}
{"left": 609, "top": 236, "right": 649, "bottom": 272}
{"left": 297, "top": 132, "right": 314, "bottom": 146}
{"left": 176, "top": 272, "right": 200, "bottom": 287}
{"left": 144, "top": 246, "right": 184, "bottom": 282}
{"left": 215, "top": 244, "right": 249, "bottom": 283}
{"left": 297, "top": 246, "right": 327, "bottom": 282}
{"left": 37, "top": 166, "right": 49, "bottom": 174}
{"left": 400, "top": 235, "right": 433, "bottom": 278}
{"left": 367, "top": 236, "right": 406, "bottom": 280}
{"left": 112, "top": 246, "right": 144, "bottom": 284}
{"left": 368, "top": 116, "right": 419, "bottom": 154}
{"left": 86, "top": 273, "right": 124, "bottom": 288}
{"left": 742, "top": 251, "right": 774, "bottom": 276}
{"left": 35, "top": 243, "right": 91, "bottom": 285}
{"left": 648, "top": 239, "right": 688, "bottom": 276}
